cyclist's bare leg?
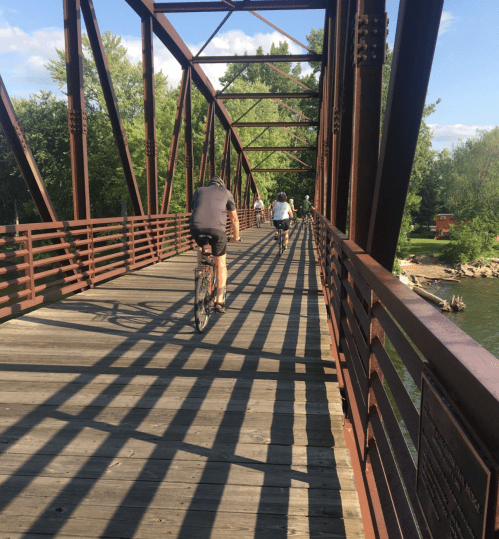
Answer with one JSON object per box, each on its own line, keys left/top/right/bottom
{"left": 213, "top": 254, "right": 227, "bottom": 303}
{"left": 283, "top": 230, "right": 289, "bottom": 248}
{"left": 197, "top": 247, "right": 203, "bottom": 264}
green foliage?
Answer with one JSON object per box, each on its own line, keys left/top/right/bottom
{"left": 392, "top": 257, "right": 402, "bottom": 275}
{"left": 441, "top": 215, "right": 499, "bottom": 263}
{"left": 439, "top": 127, "right": 499, "bottom": 221}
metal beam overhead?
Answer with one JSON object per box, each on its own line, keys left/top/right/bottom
{"left": 154, "top": 0, "right": 328, "bottom": 12}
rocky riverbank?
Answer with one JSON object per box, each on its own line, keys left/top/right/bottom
{"left": 400, "top": 256, "right": 499, "bottom": 281}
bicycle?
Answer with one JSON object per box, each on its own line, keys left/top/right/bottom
{"left": 302, "top": 212, "right": 312, "bottom": 226}
{"left": 193, "top": 235, "right": 225, "bottom": 333}
{"left": 274, "top": 222, "right": 285, "bottom": 256}
{"left": 255, "top": 209, "right": 263, "bottom": 228}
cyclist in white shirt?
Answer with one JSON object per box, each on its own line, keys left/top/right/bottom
{"left": 253, "top": 195, "right": 265, "bottom": 223}
{"left": 272, "top": 191, "right": 294, "bottom": 250}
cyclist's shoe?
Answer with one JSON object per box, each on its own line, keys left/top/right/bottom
{"left": 215, "top": 302, "right": 226, "bottom": 315}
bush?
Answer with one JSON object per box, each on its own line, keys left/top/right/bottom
{"left": 392, "top": 258, "right": 402, "bottom": 275}
{"left": 441, "top": 215, "right": 499, "bottom": 263}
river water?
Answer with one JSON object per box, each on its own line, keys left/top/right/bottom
{"left": 426, "top": 277, "right": 499, "bottom": 358}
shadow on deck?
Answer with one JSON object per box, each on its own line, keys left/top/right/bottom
{"left": 0, "top": 223, "right": 364, "bottom": 538}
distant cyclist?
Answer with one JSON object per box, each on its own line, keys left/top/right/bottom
{"left": 190, "top": 175, "right": 240, "bottom": 314}
{"left": 289, "top": 198, "right": 297, "bottom": 225}
{"left": 254, "top": 195, "right": 265, "bottom": 224}
{"left": 301, "top": 195, "right": 314, "bottom": 222}
{"left": 272, "top": 192, "right": 293, "bottom": 251}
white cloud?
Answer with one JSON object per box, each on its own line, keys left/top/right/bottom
{"left": 438, "top": 11, "right": 456, "bottom": 36}
{"left": 1, "top": 20, "right": 312, "bottom": 94}
{"left": 428, "top": 124, "right": 497, "bottom": 150}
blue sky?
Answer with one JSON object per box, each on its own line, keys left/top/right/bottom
{"left": 0, "top": 0, "right": 497, "bottom": 152}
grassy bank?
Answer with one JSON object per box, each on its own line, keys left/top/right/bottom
{"left": 403, "top": 233, "right": 450, "bottom": 259}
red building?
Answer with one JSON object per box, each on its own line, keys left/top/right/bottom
{"left": 435, "top": 213, "right": 461, "bottom": 239}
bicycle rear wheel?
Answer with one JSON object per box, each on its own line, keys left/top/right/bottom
{"left": 278, "top": 229, "right": 284, "bottom": 255}
{"left": 256, "top": 213, "right": 260, "bottom": 228}
{"left": 195, "top": 272, "right": 211, "bottom": 332}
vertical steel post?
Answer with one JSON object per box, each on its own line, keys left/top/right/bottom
{"left": 198, "top": 101, "right": 214, "bottom": 187}
{"left": 64, "top": 0, "right": 90, "bottom": 220}
{"left": 329, "top": 0, "right": 345, "bottom": 225}
{"left": 142, "top": 14, "right": 158, "bottom": 215}
{"left": 184, "top": 67, "right": 194, "bottom": 211}
{"left": 348, "top": 0, "right": 386, "bottom": 250}
{"left": 209, "top": 102, "right": 216, "bottom": 179}
{"left": 162, "top": 68, "right": 188, "bottom": 214}
{"left": 367, "top": 0, "right": 444, "bottom": 271}
{"left": 335, "top": 0, "right": 356, "bottom": 232}
{"left": 81, "top": 0, "right": 144, "bottom": 216}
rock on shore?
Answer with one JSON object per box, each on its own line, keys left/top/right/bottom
{"left": 456, "top": 258, "right": 499, "bottom": 278}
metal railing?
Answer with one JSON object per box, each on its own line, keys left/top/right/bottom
{"left": 313, "top": 210, "right": 499, "bottom": 538}
{"left": 0, "top": 208, "right": 258, "bottom": 320}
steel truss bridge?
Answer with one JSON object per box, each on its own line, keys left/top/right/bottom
{"left": 1, "top": 0, "right": 498, "bottom": 538}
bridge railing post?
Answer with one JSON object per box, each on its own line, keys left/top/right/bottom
{"left": 25, "top": 229, "right": 35, "bottom": 304}
{"left": 87, "top": 223, "right": 95, "bottom": 287}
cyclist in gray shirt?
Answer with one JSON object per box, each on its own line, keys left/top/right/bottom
{"left": 190, "top": 175, "right": 240, "bottom": 314}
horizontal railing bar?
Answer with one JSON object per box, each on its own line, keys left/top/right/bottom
{"left": 372, "top": 302, "right": 425, "bottom": 390}
{"left": 371, "top": 338, "right": 420, "bottom": 446}
{"left": 368, "top": 413, "right": 419, "bottom": 539}
{"left": 342, "top": 276, "right": 371, "bottom": 336}
{"left": 341, "top": 296, "right": 370, "bottom": 367}
{"left": 341, "top": 317, "right": 369, "bottom": 411}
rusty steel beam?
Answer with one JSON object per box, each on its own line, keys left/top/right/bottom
{"left": 233, "top": 99, "right": 262, "bottom": 123}
{"left": 198, "top": 101, "right": 214, "bottom": 187}
{"left": 244, "top": 146, "right": 315, "bottom": 151}
{"left": 233, "top": 121, "right": 317, "bottom": 127}
{"left": 0, "top": 76, "right": 58, "bottom": 223}
{"left": 220, "top": 129, "right": 232, "bottom": 190}
{"left": 252, "top": 168, "right": 314, "bottom": 173}
{"left": 195, "top": 11, "right": 234, "bottom": 58}
{"left": 218, "top": 92, "right": 319, "bottom": 99}
{"left": 236, "top": 155, "right": 242, "bottom": 207}
{"left": 64, "top": 0, "right": 90, "bottom": 220}
{"left": 329, "top": 0, "right": 346, "bottom": 224}
{"left": 81, "top": 0, "right": 144, "bottom": 216}
{"left": 280, "top": 126, "right": 311, "bottom": 146}
{"left": 248, "top": 10, "right": 311, "bottom": 51}
{"left": 142, "top": 14, "right": 158, "bottom": 215}
{"left": 367, "top": 0, "right": 444, "bottom": 271}
{"left": 264, "top": 62, "right": 313, "bottom": 91}
{"left": 348, "top": 0, "right": 387, "bottom": 251}
{"left": 184, "top": 67, "right": 194, "bottom": 211}
{"left": 334, "top": 0, "right": 356, "bottom": 232}
{"left": 209, "top": 103, "right": 216, "bottom": 178}
{"left": 284, "top": 150, "right": 313, "bottom": 168}
{"left": 162, "top": 68, "right": 189, "bottom": 214}
{"left": 124, "top": 1, "right": 259, "bottom": 191}
{"left": 192, "top": 54, "right": 321, "bottom": 64}
{"left": 272, "top": 97, "right": 311, "bottom": 120}
{"left": 154, "top": 0, "right": 327, "bottom": 12}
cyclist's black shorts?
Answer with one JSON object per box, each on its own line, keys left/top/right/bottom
{"left": 191, "top": 227, "right": 227, "bottom": 257}
{"left": 273, "top": 219, "right": 290, "bottom": 231}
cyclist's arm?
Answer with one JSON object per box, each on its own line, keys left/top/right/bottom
{"left": 228, "top": 209, "right": 240, "bottom": 241}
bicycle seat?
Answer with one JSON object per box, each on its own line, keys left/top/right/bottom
{"left": 197, "top": 234, "right": 213, "bottom": 245}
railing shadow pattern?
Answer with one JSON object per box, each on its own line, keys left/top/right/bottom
{"left": 0, "top": 222, "right": 360, "bottom": 538}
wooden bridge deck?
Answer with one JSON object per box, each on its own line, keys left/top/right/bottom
{"left": 0, "top": 224, "right": 364, "bottom": 538}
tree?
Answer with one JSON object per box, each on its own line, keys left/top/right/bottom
{"left": 440, "top": 127, "right": 499, "bottom": 220}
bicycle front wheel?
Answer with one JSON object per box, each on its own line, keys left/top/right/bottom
{"left": 256, "top": 214, "right": 260, "bottom": 228}
{"left": 195, "top": 272, "right": 211, "bottom": 332}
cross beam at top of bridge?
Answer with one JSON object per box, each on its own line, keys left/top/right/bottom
{"left": 192, "top": 54, "right": 321, "bottom": 63}
{"left": 154, "top": 0, "right": 327, "bottom": 12}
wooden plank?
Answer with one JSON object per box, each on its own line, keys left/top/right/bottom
{"left": 0, "top": 226, "right": 364, "bottom": 538}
